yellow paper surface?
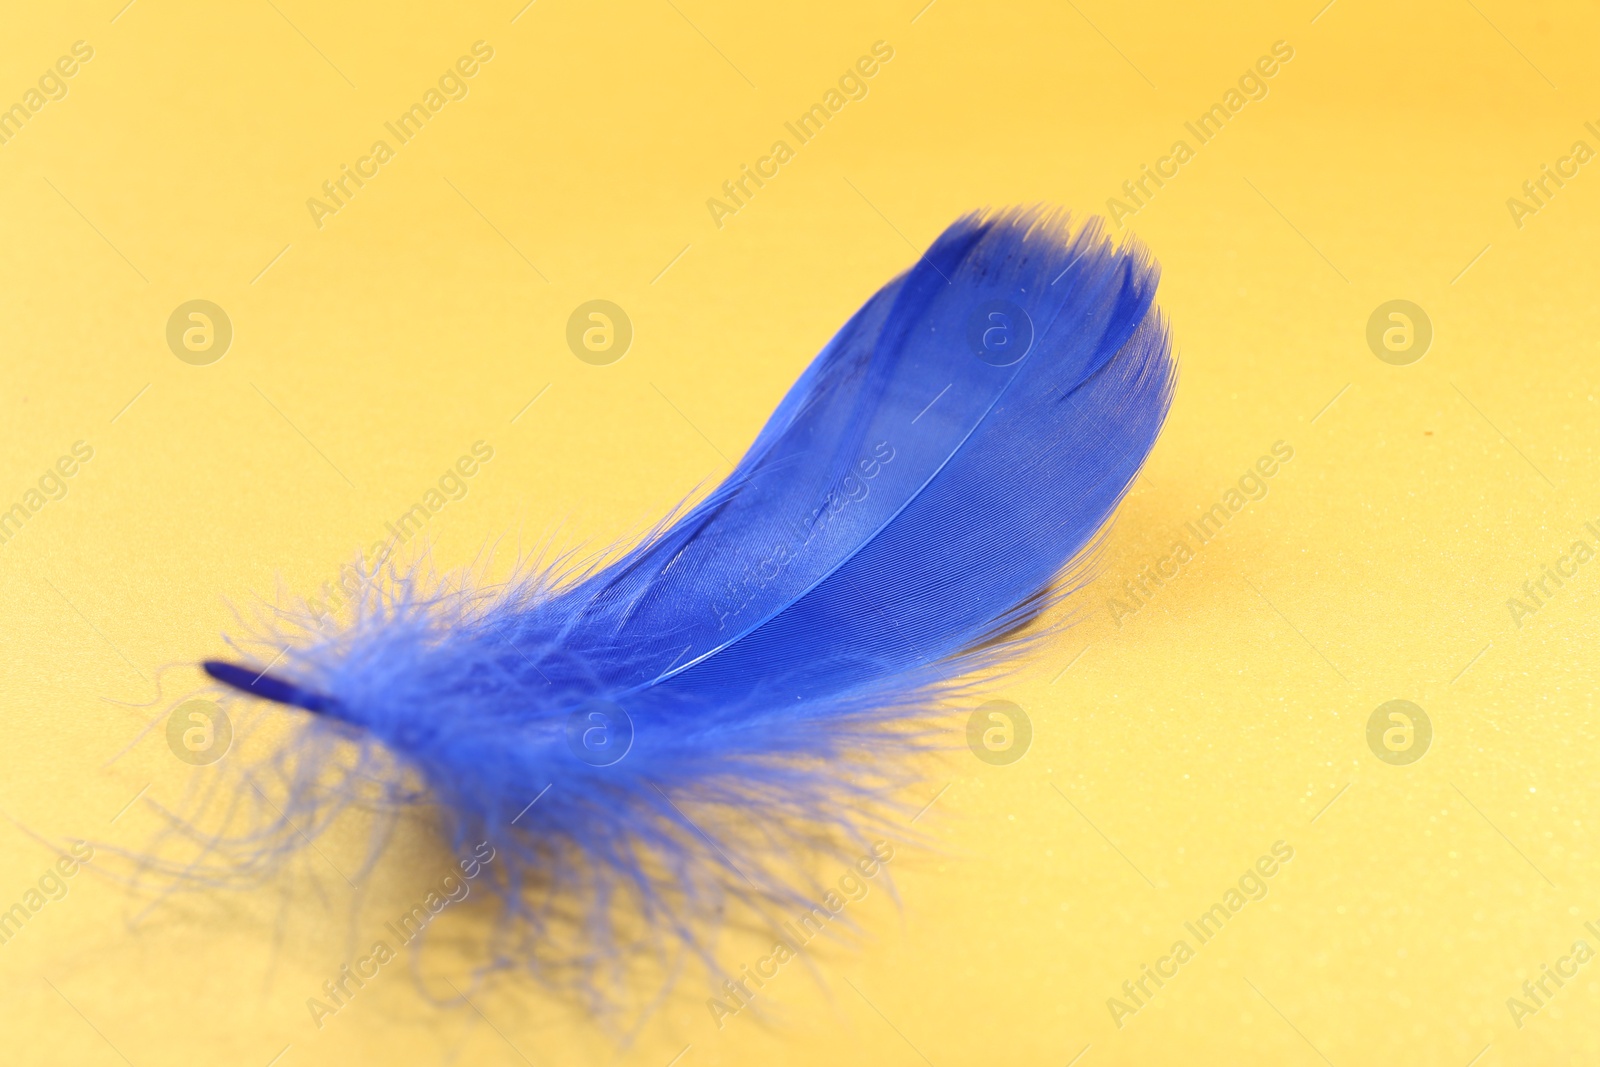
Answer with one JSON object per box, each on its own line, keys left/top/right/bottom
{"left": 2, "top": 1, "right": 1597, "bottom": 1064}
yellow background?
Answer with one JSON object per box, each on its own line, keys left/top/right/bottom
{"left": 2, "top": 0, "right": 1597, "bottom": 1063}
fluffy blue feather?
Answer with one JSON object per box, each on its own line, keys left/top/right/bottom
{"left": 201, "top": 206, "right": 1175, "bottom": 1007}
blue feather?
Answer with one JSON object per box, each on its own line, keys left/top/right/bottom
{"left": 202, "top": 206, "right": 1175, "bottom": 1007}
